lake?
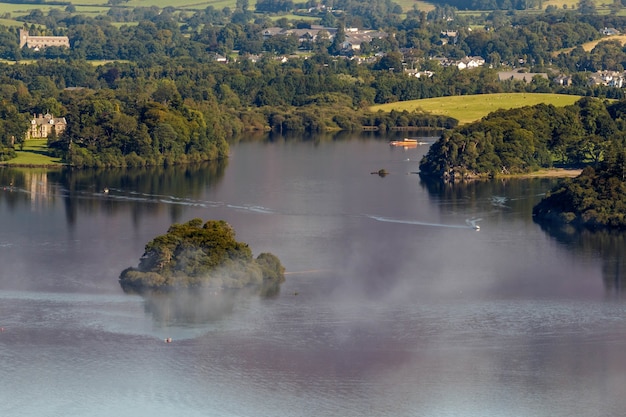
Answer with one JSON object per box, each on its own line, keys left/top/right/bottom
{"left": 1, "top": 134, "right": 626, "bottom": 417}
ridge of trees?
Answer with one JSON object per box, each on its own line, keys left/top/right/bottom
{"left": 532, "top": 151, "right": 626, "bottom": 229}
{"left": 419, "top": 97, "right": 626, "bottom": 180}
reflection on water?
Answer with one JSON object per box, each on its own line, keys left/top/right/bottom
{"left": 3, "top": 137, "right": 626, "bottom": 417}
{"left": 419, "top": 175, "right": 560, "bottom": 220}
{"left": 423, "top": 175, "right": 626, "bottom": 296}
{"left": 0, "top": 161, "right": 227, "bottom": 226}
{"left": 127, "top": 284, "right": 283, "bottom": 326}
{"left": 137, "top": 288, "right": 270, "bottom": 325}
{"left": 536, "top": 220, "right": 626, "bottom": 296}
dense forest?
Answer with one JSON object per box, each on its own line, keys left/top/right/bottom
{"left": 119, "top": 218, "right": 286, "bottom": 293}
{"left": 419, "top": 97, "right": 626, "bottom": 180}
{"left": 532, "top": 151, "right": 626, "bottom": 229}
{"left": 1, "top": 2, "right": 626, "bottom": 167}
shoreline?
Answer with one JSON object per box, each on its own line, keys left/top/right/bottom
{"left": 0, "top": 163, "right": 65, "bottom": 168}
{"left": 501, "top": 168, "right": 582, "bottom": 179}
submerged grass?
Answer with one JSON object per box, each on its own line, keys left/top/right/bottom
{"left": 370, "top": 93, "right": 583, "bottom": 124}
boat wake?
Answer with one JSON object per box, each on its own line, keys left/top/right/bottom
{"left": 94, "top": 188, "right": 277, "bottom": 214}
{"left": 367, "top": 215, "right": 479, "bottom": 230}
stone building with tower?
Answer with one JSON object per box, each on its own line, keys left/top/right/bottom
{"left": 19, "top": 29, "right": 69, "bottom": 49}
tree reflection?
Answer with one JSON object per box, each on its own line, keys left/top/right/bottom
{"left": 419, "top": 176, "right": 561, "bottom": 221}
{"left": 1, "top": 160, "right": 227, "bottom": 226}
{"left": 535, "top": 220, "right": 626, "bottom": 296}
{"left": 125, "top": 284, "right": 279, "bottom": 325}
{"left": 139, "top": 289, "right": 240, "bottom": 325}
{"left": 418, "top": 175, "right": 626, "bottom": 296}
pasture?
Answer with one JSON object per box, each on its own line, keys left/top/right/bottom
{"left": 579, "top": 34, "right": 626, "bottom": 51}
{"left": 552, "top": 34, "right": 626, "bottom": 57}
{"left": 0, "top": 0, "right": 258, "bottom": 18}
{"left": 370, "top": 93, "right": 583, "bottom": 124}
{"left": 5, "top": 139, "right": 63, "bottom": 167}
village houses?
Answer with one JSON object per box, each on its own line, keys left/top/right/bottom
{"left": 261, "top": 25, "right": 386, "bottom": 52}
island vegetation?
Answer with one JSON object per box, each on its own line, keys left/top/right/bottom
{"left": 532, "top": 150, "right": 626, "bottom": 229}
{"left": 119, "top": 218, "right": 286, "bottom": 295}
{"left": 419, "top": 97, "right": 626, "bottom": 181}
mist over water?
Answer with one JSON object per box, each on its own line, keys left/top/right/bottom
{"left": 2, "top": 136, "right": 626, "bottom": 417}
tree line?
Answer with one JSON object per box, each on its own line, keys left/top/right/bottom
{"left": 3, "top": 4, "right": 624, "bottom": 66}
{"left": 2, "top": 4, "right": 626, "bottom": 167}
{"left": 419, "top": 97, "right": 626, "bottom": 180}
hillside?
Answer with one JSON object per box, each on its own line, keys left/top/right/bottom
{"left": 370, "top": 93, "right": 583, "bottom": 124}
{"left": 418, "top": 97, "right": 624, "bottom": 181}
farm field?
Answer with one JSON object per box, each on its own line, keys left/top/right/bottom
{"left": 579, "top": 34, "right": 626, "bottom": 51}
{"left": 394, "top": 0, "right": 435, "bottom": 12}
{"left": 123, "top": 0, "right": 243, "bottom": 9}
{"left": 542, "top": 0, "right": 579, "bottom": 9}
{"left": 370, "top": 93, "right": 584, "bottom": 124}
{"left": 0, "top": 0, "right": 257, "bottom": 19}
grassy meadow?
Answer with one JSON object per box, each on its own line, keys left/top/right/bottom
{"left": 578, "top": 34, "right": 626, "bottom": 52}
{"left": 0, "top": 0, "right": 617, "bottom": 24}
{"left": 542, "top": 0, "right": 579, "bottom": 9}
{"left": 552, "top": 34, "right": 626, "bottom": 56}
{"left": 4, "top": 139, "right": 63, "bottom": 166}
{"left": 370, "top": 93, "right": 584, "bottom": 124}
{"left": 0, "top": 0, "right": 254, "bottom": 21}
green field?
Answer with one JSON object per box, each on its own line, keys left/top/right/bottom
{"left": 4, "top": 139, "right": 63, "bottom": 167}
{"left": 0, "top": 0, "right": 254, "bottom": 20}
{"left": 370, "top": 93, "right": 584, "bottom": 124}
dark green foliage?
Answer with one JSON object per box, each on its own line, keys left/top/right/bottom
{"left": 119, "top": 218, "right": 286, "bottom": 291}
{"left": 4, "top": 7, "right": 626, "bottom": 168}
{"left": 0, "top": 145, "right": 17, "bottom": 161}
{"left": 533, "top": 155, "right": 626, "bottom": 229}
{"left": 419, "top": 98, "right": 623, "bottom": 181}
{"left": 255, "top": 0, "right": 294, "bottom": 13}
{"left": 0, "top": 100, "right": 29, "bottom": 147}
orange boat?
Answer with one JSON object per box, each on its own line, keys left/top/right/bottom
{"left": 389, "top": 139, "right": 427, "bottom": 147}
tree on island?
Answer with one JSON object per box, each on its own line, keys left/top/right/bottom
{"left": 533, "top": 151, "right": 626, "bottom": 230}
{"left": 119, "top": 218, "right": 285, "bottom": 294}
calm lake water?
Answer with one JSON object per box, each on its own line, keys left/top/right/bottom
{"left": 1, "top": 134, "right": 626, "bottom": 417}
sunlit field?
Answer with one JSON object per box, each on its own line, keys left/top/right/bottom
{"left": 543, "top": 0, "right": 579, "bottom": 9}
{"left": 579, "top": 34, "right": 626, "bottom": 51}
{"left": 393, "top": 0, "right": 435, "bottom": 12}
{"left": 123, "top": 0, "right": 257, "bottom": 9}
{"left": 4, "top": 139, "right": 63, "bottom": 167}
{"left": 370, "top": 93, "right": 583, "bottom": 124}
{"left": 0, "top": 0, "right": 260, "bottom": 20}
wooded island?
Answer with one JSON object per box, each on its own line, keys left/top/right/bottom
{"left": 119, "top": 218, "right": 286, "bottom": 294}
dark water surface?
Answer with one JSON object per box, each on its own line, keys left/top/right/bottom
{"left": 1, "top": 135, "right": 626, "bottom": 417}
